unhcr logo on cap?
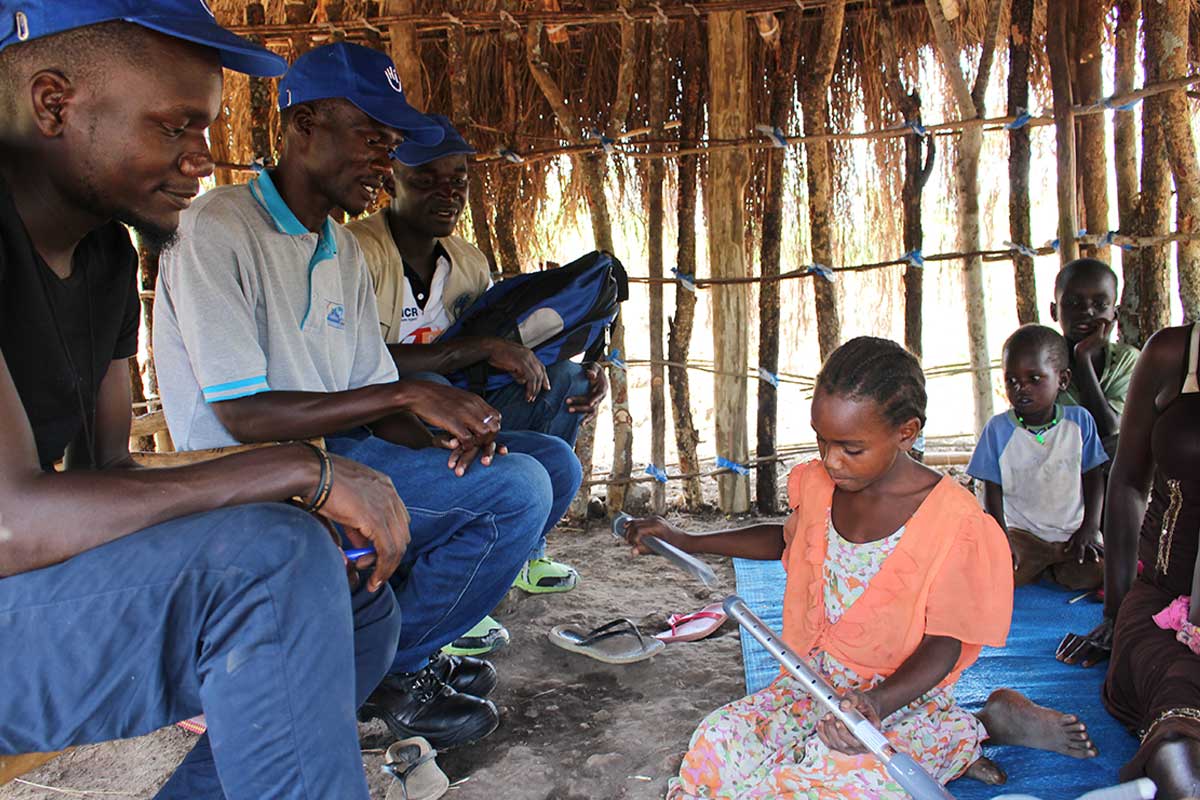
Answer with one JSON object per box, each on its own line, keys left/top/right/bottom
{"left": 385, "top": 65, "right": 402, "bottom": 93}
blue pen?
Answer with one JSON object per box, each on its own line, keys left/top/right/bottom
{"left": 344, "top": 546, "right": 375, "bottom": 561}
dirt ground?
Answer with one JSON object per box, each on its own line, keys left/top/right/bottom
{"left": 0, "top": 506, "right": 766, "bottom": 800}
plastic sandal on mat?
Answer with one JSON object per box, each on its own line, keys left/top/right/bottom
{"left": 383, "top": 737, "right": 449, "bottom": 800}
{"left": 548, "top": 618, "right": 664, "bottom": 664}
{"left": 655, "top": 602, "right": 727, "bottom": 644}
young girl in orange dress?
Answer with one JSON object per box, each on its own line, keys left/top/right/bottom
{"left": 625, "top": 337, "right": 1092, "bottom": 799}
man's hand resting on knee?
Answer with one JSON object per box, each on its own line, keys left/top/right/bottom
{"left": 318, "top": 455, "right": 411, "bottom": 593}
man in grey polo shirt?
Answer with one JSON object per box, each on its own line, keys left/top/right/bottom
{"left": 154, "top": 43, "right": 565, "bottom": 751}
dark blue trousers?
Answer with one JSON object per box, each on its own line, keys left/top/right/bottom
{"left": 0, "top": 503, "right": 400, "bottom": 800}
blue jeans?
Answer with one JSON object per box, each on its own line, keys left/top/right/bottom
{"left": 0, "top": 504, "right": 400, "bottom": 800}
{"left": 485, "top": 360, "right": 592, "bottom": 447}
{"left": 325, "top": 432, "right": 554, "bottom": 672}
{"left": 398, "top": 371, "right": 583, "bottom": 561}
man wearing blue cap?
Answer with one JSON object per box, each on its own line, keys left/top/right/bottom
{"left": 155, "top": 42, "right": 561, "bottom": 751}
{"left": 0, "top": 4, "right": 408, "bottom": 800}
{"left": 348, "top": 116, "right": 606, "bottom": 651}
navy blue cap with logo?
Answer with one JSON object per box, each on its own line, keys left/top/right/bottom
{"left": 0, "top": 0, "right": 288, "bottom": 77}
{"left": 392, "top": 114, "right": 476, "bottom": 166}
{"left": 279, "top": 43, "right": 444, "bottom": 147}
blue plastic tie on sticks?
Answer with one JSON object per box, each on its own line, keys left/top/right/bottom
{"left": 903, "top": 249, "right": 925, "bottom": 268}
{"left": 758, "top": 367, "right": 779, "bottom": 387}
{"left": 1105, "top": 96, "right": 1141, "bottom": 112}
{"left": 755, "top": 124, "right": 789, "bottom": 148}
{"left": 1004, "top": 110, "right": 1032, "bottom": 130}
{"left": 607, "top": 349, "right": 627, "bottom": 370}
{"left": 498, "top": 147, "right": 524, "bottom": 164}
{"left": 672, "top": 268, "right": 698, "bottom": 293}
{"left": 1003, "top": 240, "right": 1040, "bottom": 259}
{"left": 1048, "top": 237, "right": 1061, "bottom": 252}
{"left": 804, "top": 263, "right": 835, "bottom": 282}
{"left": 907, "top": 120, "right": 928, "bottom": 138}
{"left": 716, "top": 456, "right": 751, "bottom": 476}
{"left": 586, "top": 127, "right": 616, "bottom": 155}
{"left": 644, "top": 464, "right": 669, "bottom": 483}
{"left": 249, "top": 156, "right": 266, "bottom": 173}
{"left": 1102, "top": 231, "right": 1117, "bottom": 247}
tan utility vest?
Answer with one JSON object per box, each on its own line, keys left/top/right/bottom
{"left": 345, "top": 209, "right": 492, "bottom": 344}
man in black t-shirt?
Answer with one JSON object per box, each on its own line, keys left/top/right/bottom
{"left": 0, "top": 3, "right": 411, "bottom": 798}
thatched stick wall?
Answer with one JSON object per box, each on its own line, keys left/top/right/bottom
{"left": 669, "top": 14, "right": 705, "bottom": 511}
{"left": 1008, "top": 0, "right": 1037, "bottom": 324}
{"left": 383, "top": 0, "right": 425, "bottom": 109}
{"left": 1048, "top": 0, "right": 1080, "bottom": 264}
{"left": 926, "top": 0, "right": 1000, "bottom": 437}
{"left": 707, "top": 10, "right": 752, "bottom": 513}
{"left": 1115, "top": 0, "right": 1142, "bottom": 341}
{"left": 1155, "top": 0, "right": 1200, "bottom": 323}
{"left": 799, "top": 0, "right": 847, "bottom": 361}
{"left": 446, "top": 17, "right": 497, "bottom": 271}
{"left": 876, "top": 0, "right": 932, "bottom": 356}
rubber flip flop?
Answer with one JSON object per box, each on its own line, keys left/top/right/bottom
{"left": 548, "top": 618, "right": 665, "bottom": 664}
{"left": 654, "top": 602, "right": 728, "bottom": 644}
{"left": 383, "top": 736, "right": 449, "bottom": 800}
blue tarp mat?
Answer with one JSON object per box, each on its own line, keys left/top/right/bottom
{"left": 731, "top": 557, "right": 1139, "bottom": 798}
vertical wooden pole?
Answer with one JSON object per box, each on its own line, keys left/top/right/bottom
{"left": 495, "top": 15, "right": 524, "bottom": 277}
{"left": 669, "top": 14, "right": 705, "bottom": 511}
{"left": 707, "top": 11, "right": 751, "bottom": 513}
{"left": 925, "top": 0, "right": 1002, "bottom": 437}
{"left": 1139, "top": 1, "right": 1176, "bottom": 337}
{"left": 1075, "top": 0, "right": 1110, "bottom": 263}
{"left": 645, "top": 16, "right": 668, "bottom": 515}
{"left": 756, "top": 10, "right": 799, "bottom": 514}
{"left": 1114, "top": 0, "right": 1143, "bottom": 341}
{"left": 446, "top": 16, "right": 497, "bottom": 271}
{"left": 1008, "top": 0, "right": 1038, "bottom": 323}
{"left": 382, "top": 0, "right": 425, "bottom": 111}
{"left": 1153, "top": 0, "right": 1200, "bottom": 322}
{"left": 1047, "top": 0, "right": 1080, "bottom": 264}
{"left": 245, "top": 3, "right": 273, "bottom": 166}
{"left": 799, "top": 0, "right": 847, "bottom": 360}
{"left": 877, "top": 0, "right": 933, "bottom": 355}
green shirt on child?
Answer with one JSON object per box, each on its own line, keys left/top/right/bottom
{"left": 1057, "top": 340, "right": 1140, "bottom": 418}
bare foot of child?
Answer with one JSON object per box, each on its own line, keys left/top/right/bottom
{"left": 964, "top": 756, "right": 1007, "bottom": 785}
{"left": 976, "top": 688, "right": 1098, "bottom": 759}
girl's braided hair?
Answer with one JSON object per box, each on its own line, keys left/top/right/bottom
{"left": 815, "top": 337, "right": 927, "bottom": 427}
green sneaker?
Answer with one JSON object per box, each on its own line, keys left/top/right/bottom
{"left": 513, "top": 557, "right": 578, "bottom": 594}
{"left": 443, "top": 615, "right": 510, "bottom": 657}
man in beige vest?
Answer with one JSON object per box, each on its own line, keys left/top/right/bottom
{"left": 347, "top": 116, "right": 606, "bottom": 656}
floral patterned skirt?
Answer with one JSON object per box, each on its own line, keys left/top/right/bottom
{"left": 668, "top": 653, "right": 984, "bottom": 800}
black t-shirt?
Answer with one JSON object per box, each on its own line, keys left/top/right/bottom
{"left": 0, "top": 179, "right": 140, "bottom": 470}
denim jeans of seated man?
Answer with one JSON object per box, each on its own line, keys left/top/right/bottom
{"left": 483, "top": 359, "right": 593, "bottom": 447}
{"left": 324, "top": 430, "right": 557, "bottom": 673}
{"left": 0, "top": 503, "right": 401, "bottom": 800}
{"left": 395, "top": 370, "right": 583, "bottom": 561}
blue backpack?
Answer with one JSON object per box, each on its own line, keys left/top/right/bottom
{"left": 439, "top": 251, "right": 629, "bottom": 394}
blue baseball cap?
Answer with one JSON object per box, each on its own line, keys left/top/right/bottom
{"left": 392, "top": 115, "right": 476, "bottom": 166}
{"left": 0, "top": 0, "right": 288, "bottom": 77}
{"left": 279, "top": 43, "right": 444, "bottom": 147}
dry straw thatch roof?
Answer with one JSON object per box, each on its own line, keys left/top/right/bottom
{"left": 204, "top": 0, "right": 1094, "bottom": 269}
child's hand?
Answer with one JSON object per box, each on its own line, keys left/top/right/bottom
{"left": 815, "top": 690, "right": 882, "bottom": 756}
{"left": 1065, "top": 527, "right": 1103, "bottom": 565}
{"left": 1073, "top": 319, "right": 1114, "bottom": 362}
{"left": 623, "top": 516, "right": 691, "bottom": 556}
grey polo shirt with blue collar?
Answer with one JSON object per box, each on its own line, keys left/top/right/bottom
{"left": 154, "top": 170, "right": 398, "bottom": 451}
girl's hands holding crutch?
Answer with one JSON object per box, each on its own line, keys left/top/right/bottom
{"left": 816, "top": 690, "right": 884, "bottom": 755}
